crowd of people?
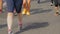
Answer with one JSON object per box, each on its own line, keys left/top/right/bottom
{"left": 0, "top": 0, "right": 60, "bottom": 34}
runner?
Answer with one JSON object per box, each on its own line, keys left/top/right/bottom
{"left": 54, "top": 0, "right": 60, "bottom": 16}
{"left": 6, "top": 0, "right": 23, "bottom": 34}
{"left": 0, "top": 0, "right": 2, "bottom": 13}
{"left": 22, "top": 0, "right": 30, "bottom": 16}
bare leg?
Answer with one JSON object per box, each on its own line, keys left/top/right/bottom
{"left": 18, "top": 13, "right": 22, "bottom": 30}
{"left": 26, "top": 0, "right": 30, "bottom": 16}
{"left": 7, "top": 12, "right": 13, "bottom": 34}
{"left": 55, "top": 6, "right": 59, "bottom": 16}
{"left": 27, "top": 0, "right": 30, "bottom": 10}
{"left": 22, "top": 0, "right": 27, "bottom": 15}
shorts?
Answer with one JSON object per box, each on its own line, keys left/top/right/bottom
{"left": 54, "top": 0, "right": 60, "bottom": 7}
{"left": 6, "top": 0, "right": 23, "bottom": 13}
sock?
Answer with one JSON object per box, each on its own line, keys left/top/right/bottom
{"left": 18, "top": 21, "right": 22, "bottom": 26}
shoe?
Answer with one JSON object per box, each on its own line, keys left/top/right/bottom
{"left": 22, "top": 8, "right": 27, "bottom": 15}
{"left": 26, "top": 11, "right": 30, "bottom": 16}
{"left": 19, "top": 24, "right": 22, "bottom": 30}
{"left": 14, "top": 13, "right": 17, "bottom": 16}
{"left": 50, "top": 3, "right": 53, "bottom": 6}
{"left": 18, "top": 22, "right": 22, "bottom": 31}
{"left": 8, "top": 31, "right": 13, "bottom": 34}
{"left": 55, "top": 12, "right": 59, "bottom": 16}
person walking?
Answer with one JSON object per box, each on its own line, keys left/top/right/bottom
{"left": 6, "top": 0, "right": 23, "bottom": 34}
{"left": 22, "top": 0, "right": 31, "bottom": 16}
{"left": 54, "top": 0, "right": 60, "bottom": 16}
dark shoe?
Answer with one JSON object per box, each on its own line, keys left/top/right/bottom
{"left": 55, "top": 12, "right": 59, "bottom": 16}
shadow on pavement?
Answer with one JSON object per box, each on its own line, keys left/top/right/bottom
{"left": 15, "top": 22, "right": 49, "bottom": 34}
{"left": 40, "top": 0, "right": 50, "bottom": 3}
{"left": 31, "top": 0, "right": 50, "bottom": 4}
{"left": 0, "top": 24, "right": 7, "bottom": 29}
{"left": 30, "top": 8, "right": 52, "bottom": 15}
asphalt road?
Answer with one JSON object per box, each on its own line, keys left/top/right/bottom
{"left": 0, "top": 0, "right": 60, "bottom": 34}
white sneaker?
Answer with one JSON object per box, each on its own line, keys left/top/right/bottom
{"left": 8, "top": 31, "right": 13, "bottom": 34}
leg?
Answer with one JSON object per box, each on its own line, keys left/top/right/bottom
{"left": 26, "top": 0, "right": 30, "bottom": 16}
{"left": 6, "top": 0, "right": 14, "bottom": 34}
{"left": 54, "top": 0, "right": 59, "bottom": 16}
{"left": 18, "top": 13, "right": 22, "bottom": 30}
{"left": 22, "top": 0, "right": 27, "bottom": 15}
{"left": 15, "top": 0, "right": 23, "bottom": 30}
{"left": 23, "top": 0, "right": 27, "bottom": 8}
{"left": 0, "top": 0, "right": 2, "bottom": 13}
{"left": 7, "top": 12, "right": 13, "bottom": 31}
{"left": 54, "top": 6, "right": 59, "bottom": 16}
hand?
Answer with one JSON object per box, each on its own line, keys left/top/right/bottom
{"left": 0, "top": 9, "right": 2, "bottom": 14}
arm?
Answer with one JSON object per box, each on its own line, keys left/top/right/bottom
{"left": 0, "top": 0, "right": 3, "bottom": 12}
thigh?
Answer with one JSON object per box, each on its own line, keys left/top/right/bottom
{"left": 6, "top": 0, "right": 14, "bottom": 12}
{"left": 15, "top": 0, "right": 23, "bottom": 13}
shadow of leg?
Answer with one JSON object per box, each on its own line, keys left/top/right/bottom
{"left": 15, "top": 22, "right": 49, "bottom": 34}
